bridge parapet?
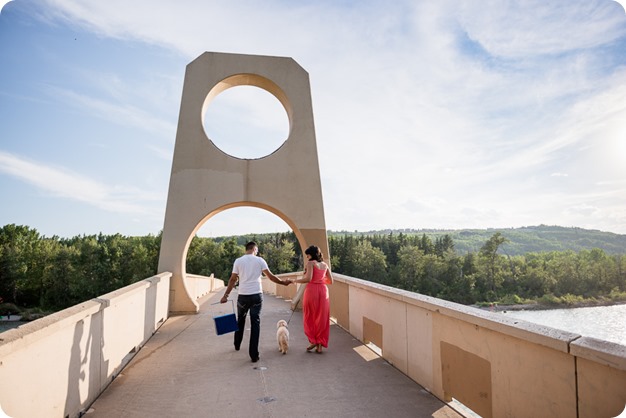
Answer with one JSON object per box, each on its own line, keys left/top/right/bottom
{"left": 2, "top": 271, "right": 624, "bottom": 418}
{"left": 263, "top": 272, "right": 626, "bottom": 418}
{"left": 0, "top": 272, "right": 172, "bottom": 418}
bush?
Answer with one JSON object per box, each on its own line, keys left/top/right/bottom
{"left": 539, "top": 293, "right": 560, "bottom": 305}
{"left": 560, "top": 293, "right": 584, "bottom": 305}
{"left": 20, "top": 308, "right": 47, "bottom": 321}
{"left": 498, "top": 294, "right": 523, "bottom": 305}
{"left": 0, "top": 303, "right": 21, "bottom": 316}
{"left": 609, "top": 288, "right": 626, "bottom": 301}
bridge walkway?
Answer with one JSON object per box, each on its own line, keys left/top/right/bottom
{"left": 87, "top": 291, "right": 463, "bottom": 417}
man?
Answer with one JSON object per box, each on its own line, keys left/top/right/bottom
{"left": 220, "top": 241, "right": 291, "bottom": 362}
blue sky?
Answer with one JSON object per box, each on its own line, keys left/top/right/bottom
{"left": 1, "top": 0, "right": 626, "bottom": 238}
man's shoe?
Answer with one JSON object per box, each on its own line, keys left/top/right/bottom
{"left": 234, "top": 344, "right": 240, "bottom": 351}
{"left": 251, "top": 356, "right": 260, "bottom": 363}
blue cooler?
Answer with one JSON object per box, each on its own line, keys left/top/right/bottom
{"left": 213, "top": 300, "right": 238, "bottom": 335}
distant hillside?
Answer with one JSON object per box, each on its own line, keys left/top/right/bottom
{"left": 328, "top": 225, "right": 626, "bottom": 256}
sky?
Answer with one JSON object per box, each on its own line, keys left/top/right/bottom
{"left": 1, "top": 0, "right": 626, "bottom": 239}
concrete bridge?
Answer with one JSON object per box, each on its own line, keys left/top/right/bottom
{"left": 1, "top": 271, "right": 625, "bottom": 418}
{"left": 2, "top": 51, "right": 625, "bottom": 418}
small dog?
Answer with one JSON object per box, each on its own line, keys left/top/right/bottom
{"left": 276, "top": 319, "right": 289, "bottom": 354}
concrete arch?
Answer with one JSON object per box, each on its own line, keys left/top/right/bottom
{"left": 158, "top": 52, "right": 329, "bottom": 314}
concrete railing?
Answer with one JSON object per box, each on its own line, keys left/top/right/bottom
{"left": 264, "top": 272, "right": 626, "bottom": 418}
{"left": 186, "top": 273, "right": 224, "bottom": 300}
{"left": 0, "top": 272, "right": 225, "bottom": 418}
{"left": 2, "top": 270, "right": 623, "bottom": 418}
{"left": 0, "top": 273, "right": 172, "bottom": 418}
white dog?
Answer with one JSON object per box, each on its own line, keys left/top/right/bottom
{"left": 276, "top": 319, "right": 289, "bottom": 354}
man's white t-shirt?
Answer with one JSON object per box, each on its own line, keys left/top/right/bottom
{"left": 233, "top": 254, "right": 269, "bottom": 295}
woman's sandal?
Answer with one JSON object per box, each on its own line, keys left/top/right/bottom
{"left": 306, "top": 343, "right": 317, "bottom": 352}
{"left": 315, "top": 344, "right": 322, "bottom": 354}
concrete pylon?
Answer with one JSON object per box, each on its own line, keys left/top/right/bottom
{"left": 158, "top": 52, "right": 329, "bottom": 314}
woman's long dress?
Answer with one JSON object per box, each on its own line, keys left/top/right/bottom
{"left": 303, "top": 265, "right": 330, "bottom": 348}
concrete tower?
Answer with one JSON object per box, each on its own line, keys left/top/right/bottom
{"left": 158, "top": 52, "right": 328, "bottom": 313}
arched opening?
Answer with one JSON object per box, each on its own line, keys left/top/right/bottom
{"left": 184, "top": 207, "right": 305, "bottom": 283}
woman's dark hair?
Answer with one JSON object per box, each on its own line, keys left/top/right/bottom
{"left": 305, "top": 245, "right": 323, "bottom": 262}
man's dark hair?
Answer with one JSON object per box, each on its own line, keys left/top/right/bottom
{"left": 245, "top": 241, "right": 258, "bottom": 251}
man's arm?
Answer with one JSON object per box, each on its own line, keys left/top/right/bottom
{"left": 262, "top": 269, "right": 290, "bottom": 286}
{"left": 220, "top": 273, "right": 239, "bottom": 303}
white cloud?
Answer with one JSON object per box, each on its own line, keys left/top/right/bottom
{"left": 48, "top": 86, "right": 176, "bottom": 138}
{"left": 7, "top": 0, "right": 626, "bottom": 235}
{"left": 455, "top": 0, "right": 626, "bottom": 58}
{"left": 0, "top": 151, "right": 161, "bottom": 214}
{"left": 0, "top": 1, "right": 12, "bottom": 13}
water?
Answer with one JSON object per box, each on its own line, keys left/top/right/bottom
{"left": 0, "top": 321, "right": 27, "bottom": 333}
{"left": 501, "top": 303, "right": 626, "bottom": 345}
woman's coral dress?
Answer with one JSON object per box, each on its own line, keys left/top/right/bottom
{"left": 303, "top": 264, "right": 330, "bottom": 348}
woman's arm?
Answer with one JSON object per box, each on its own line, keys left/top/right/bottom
{"left": 292, "top": 261, "right": 314, "bottom": 283}
{"left": 325, "top": 266, "right": 334, "bottom": 284}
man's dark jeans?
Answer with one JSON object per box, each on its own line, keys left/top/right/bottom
{"left": 234, "top": 293, "right": 263, "bottom": 360}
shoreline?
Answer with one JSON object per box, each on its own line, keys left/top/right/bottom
{"left": 474, "top": 299, "right": 626, "bottom": 312}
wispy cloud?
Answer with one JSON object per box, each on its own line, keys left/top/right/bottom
{"left": 15, "top": 0, "right": 626, "bottom": 234}
{"left": 48, "top": 86, "right": 176, "bottom": 138}
{"left": 0, "top": 151, "right": 161, "bottom": 214}
{"left": 456, "top": 0, "right": 626, "bottom": 58}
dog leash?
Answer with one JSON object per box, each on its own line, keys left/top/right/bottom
{"left": 286, "top": 296, "right": 301, "bottom": 325}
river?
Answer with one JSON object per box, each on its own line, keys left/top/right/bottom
{"left": 0, "top": 321, "right": 27, "bottom": 333}
{"left": 499, "top": 303, "right": 626, "bottom": 346}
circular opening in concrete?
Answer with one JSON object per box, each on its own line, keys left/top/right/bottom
{"left": 203, "top": 85, "right": 289, "bottom": 159}
{"left": 195, "top": 207, "right": 292, "bottom": 238}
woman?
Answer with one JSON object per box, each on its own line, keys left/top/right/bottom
{"left": 291, "top": 245, "right": 334, "bottom": 353}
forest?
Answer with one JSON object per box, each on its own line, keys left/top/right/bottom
{"left": 1, "top": 223, "right": 625, "bottom": 317}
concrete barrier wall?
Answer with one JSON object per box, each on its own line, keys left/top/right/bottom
{"left": 0, "top": 273, "right": 171, "bottom": 418}
{"left": 186, "top": 273, "right": 224, "bottom": 300}
{"left": 263, "top": 272, "right": 626, "bottom": 418}
{"left": 4, "top": 270, "right": 621, "bottom": 418}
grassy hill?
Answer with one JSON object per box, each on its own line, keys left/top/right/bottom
{"left": 328, "top": 225, "right": 626, "bottom": 256}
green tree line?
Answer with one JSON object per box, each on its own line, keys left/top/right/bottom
{"left": 1, "top": 224, "right": 625, "bottom": 315}
{"left": 0, "top": 224, "right": 300, "bottom": 313}
{"left": 328, "top": 232, "right": 626, "bottom": 305}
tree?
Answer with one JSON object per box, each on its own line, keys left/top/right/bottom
{"left": 42, "top": 245, "right": 80, "bottom": 309}
{"left": 262, "top": 239, "right": 296, "bottom": 274}
{"left": 351, "top": 241, "right": 387, "bottom": 283}
{"left": 435, "top": 234, "right": 455, "bottom": 258}
{"left": 395, "top": 245, "right": 424, "bottom": 291}
{"left": 478, "top": 232, "right": 508, "bottom": 294}
{"left": 187, "top": 236, "right": 222, "bottom": 277}
{"left": 419, "top": 234, "right": 435, "bottom": 255}
{"left": 0, "top": 224, "right": 41, "bottom": 305}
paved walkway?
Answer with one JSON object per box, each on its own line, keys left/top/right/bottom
{"left": 87, "top": 291, "right": 463, "bottom": 418}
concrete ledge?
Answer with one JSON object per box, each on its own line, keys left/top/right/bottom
{"left": 329, "top": 272, "right": 625, "bottom": 417}
{"left": 571, "top": 336, "right": 626, "bottom": 371}
{"left": 0, "top": 273, "right": 172, "bottom": 418}
{"left": 0, "top": 300, "right": 104, "bottom": 357}
{"left": 334, "top": 273, "right": 579, "bottom": 353}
